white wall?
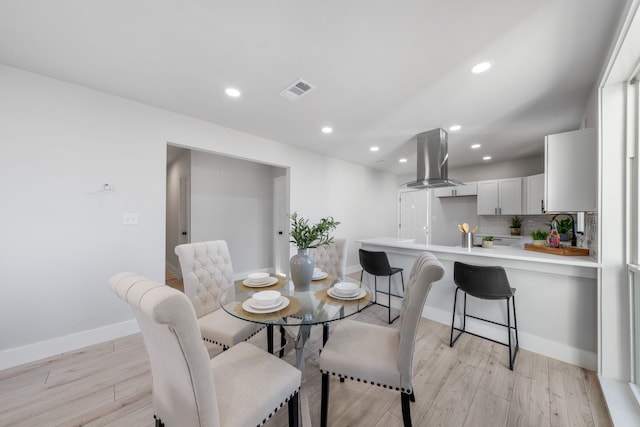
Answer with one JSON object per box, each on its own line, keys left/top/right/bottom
{"left": 190, "top": 150, "right": 279, "bottom": 273}
{"left": 0, "top": 64, "right": 399, "bottom": 368}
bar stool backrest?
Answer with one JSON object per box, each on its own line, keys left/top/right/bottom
{"left": 453, "top": 262, "right": 512, "bottom": 300}
{"left": 359, "top": 249, "right": 393, "bottom": 276}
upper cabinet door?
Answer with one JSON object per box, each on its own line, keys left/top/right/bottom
{"left": 498, "top": 177, "right": 523, "bottom": 215}
{"left": 477, "top": 178, "right": 523, "bottom": 215}
{"left": 545, "top": 129, "right": 597, "bottom": 212}
{"left": 526, "top": 173, "right": 545, "bottom": 214}
{"left": 477, "top": 180, "right": 499, "bottom": 214}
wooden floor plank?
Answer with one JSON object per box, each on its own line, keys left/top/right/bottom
{"left": 507, "top": 374, "right": 532, "bottom": 427}
{"left": 477, "top": 343, "right": 516, "bottom": 401}
{"left": 418, "top": 360, "right": 484, "bottom": 426}
{"left": 562, "top": 372, "right": 596, "bottom": 427}
{"left": 0, "top": 306, "right": 610, "bottom": 427}
{"left": 464, "top": 387, "right": 510, "bottom": 427}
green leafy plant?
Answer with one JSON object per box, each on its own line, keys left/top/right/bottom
{"left": 483, "top": 236, "right": 495, "bottom": 241}
{"left": 530, "top": 230, "right": 548, "bottom": 240}
{"left": 510, "top": 216, "right": 522, "bottom": 228}
{"left": 289, "top": 212, "right": 340, "bottom": 249}
{"left": 555, "top": 218, "right": 573, "bottom": 234}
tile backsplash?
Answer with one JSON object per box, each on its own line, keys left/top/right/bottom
{"left": 476, "top": 213, "right": 597, "bottom": 252}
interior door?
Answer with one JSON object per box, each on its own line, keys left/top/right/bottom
{"left": 273, "top": 175, "right": 289, "bottom": 277}
{"left": 399, "top": 190, "right": 429, "bottom": 243}
{"left": 179, "top": 175, "right": 190, "bottom": 245}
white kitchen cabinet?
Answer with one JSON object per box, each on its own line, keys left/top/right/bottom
{"left": 434, "top": 182, "right": 477, "bottom": 197}
{"left": 476, "top": 178, "right": 522, "bottom": 215}
{"left": 525, "top": 173, "right": 545, "bottom": 214}
{"left": 545, "top": 128, "right": 597, "bottom": 212}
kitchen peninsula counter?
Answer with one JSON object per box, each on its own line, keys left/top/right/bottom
{"left": 358, "top": 237, "right": 599, "bottom": 370}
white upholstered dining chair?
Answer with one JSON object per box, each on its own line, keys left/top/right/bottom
{"left": 308, "top": 238, "right": 348, "bottom": 280}
{"left": 319, "top": 252, "right": 444, "bottom": 427}
{"left": 109, "top": 272, "right": 301, "bottom": 427}
{"left": 174, "top": 240, "right": 263, "bottom": 350}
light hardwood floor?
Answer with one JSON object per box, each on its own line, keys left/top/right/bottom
{"left": 0, "top": 279, "right": 612, "bottom": 427}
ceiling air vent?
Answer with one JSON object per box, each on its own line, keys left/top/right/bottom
{"left": 280, "top": 79, "right": 315, "bottom": 101}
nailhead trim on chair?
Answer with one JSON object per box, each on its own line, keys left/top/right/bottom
{"left": 257, "top": 389, "right": 300, "bottom": 427}
{"left": 320, "top": 369, "right": 412, "bottom": 394}
{"left": 155, "top": 389, "right": 300, "bottom": 427}
{"left": 202, "top": 325, "right": 266, "bottom": 349}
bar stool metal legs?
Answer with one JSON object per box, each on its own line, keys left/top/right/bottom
{"left": 360, "top": 269, "right": 404, "bottom": 324}
{"left": 449, "top": 287, "right": 520, "bottom": 370}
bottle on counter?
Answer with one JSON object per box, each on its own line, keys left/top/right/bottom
{"left": 548, "top": 221, "right": 560, "bottom": 248}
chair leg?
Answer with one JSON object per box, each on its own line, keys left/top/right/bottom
{"left": 374, "top": 276, "right": 378, "bottom": 303}
{"left": 449, "top": 287, "right": 458, "bottom": 347}
{"left": 280, "top": 325, "right": 286, "bottom": 358}
{"left": 513, "top": 295, "right": 520, "bottom": 350}
{"left": 401, "top": 392, "right": 412, "bottom": 427}
{"left": 507, "top": 298, "right": 513, "bottom": 370}
{"left": 508, "top": 295, "right": 520, "bottom": 370}
{"left": 267, "top": 324, "right": 274, "bottom": 354}
{"left": 388, "top": 275, "right": 392, "bottom": 324}
{"left": 323, "top": 323, "right": 329, "bottom": 346}
{"left": 288, "top": 392, "right": 299, "bottom": 427}
{"left": 321, "top": 372, "right": 330, "bottom": 427}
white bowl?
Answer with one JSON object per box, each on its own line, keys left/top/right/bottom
{"left": 313, "top": 267, "right": 322, "bottom": 275}
{"left": 252, "top": 290, "right": 281, "bottom": 307}
{"left": 333, "top": 282, "right": 359, "bottom": 296}
{"left": 248, "top": 272, "right": 270, "bottom": 282}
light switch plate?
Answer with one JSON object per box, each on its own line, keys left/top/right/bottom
{"left": 122, "top": 212, "right": 139, "bottom": 225}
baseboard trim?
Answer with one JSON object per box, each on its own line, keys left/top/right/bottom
{"left": 0, "top": 320, "right": 139, "bottom": 371}
{"left": 423, "top": 306, "right": 597, "bottom": 371}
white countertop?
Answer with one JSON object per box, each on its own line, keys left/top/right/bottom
{"left": 358, "top": 237, "right": 600, "bottom": 268}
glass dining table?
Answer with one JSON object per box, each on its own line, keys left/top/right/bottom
{"left": 220, "top": 274, "right": 371, "bottom": 426}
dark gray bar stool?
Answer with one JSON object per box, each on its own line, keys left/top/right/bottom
{"left": 449, "top": 261, "right": 519, "bottom": 370}
{"left": 359, "top": 249, "right": 404, "bottom": 324}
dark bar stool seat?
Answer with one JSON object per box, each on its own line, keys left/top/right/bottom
{"left": 359, "top": 249, "right": 405, "bottom": 324}
{"left": 449, "top": 261, "right": 519, "bottom": 370}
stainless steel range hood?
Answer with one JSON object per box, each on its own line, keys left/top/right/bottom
{"left": 403, "top": 128, "right": 462, "bottom": 189}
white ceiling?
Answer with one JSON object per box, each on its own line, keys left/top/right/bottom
{"left": 0, "top": 0, "right": 627, "bottom": 175}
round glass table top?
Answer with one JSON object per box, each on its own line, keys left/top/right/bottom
{"left": 220, "top": 275, "right": 371, "bottom": 326}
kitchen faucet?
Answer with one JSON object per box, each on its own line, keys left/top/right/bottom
{"left": 551, "top": 213, "right": 577, "bottom": 247}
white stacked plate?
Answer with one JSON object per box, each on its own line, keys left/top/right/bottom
{"left": 312, "top": 271, "right": 328, "bottom": 280}
{"left": 243, "top": 272, "right": 278, "bottom": 287}
{"left": 243, "top": 291, "right": 290, "bottom": 313}
{"left": 327, "top": 282, "right": 366, "bottom": 300}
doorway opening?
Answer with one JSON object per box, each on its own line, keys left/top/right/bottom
{"left": 165, "top": 144, "right": 289, "bottom": 281}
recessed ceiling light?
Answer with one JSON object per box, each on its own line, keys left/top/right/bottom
{"left": 449, "top": 125, "right": 461, "bottom": 131}
{"left": 471, "top": 144, "right": 481, "bottom": 149}
{"left": 322, "top": 126, "right": 333, "bottom": 134}
{"left": 225, "top": 87, "right": 241, "bottom": 98}
{"left": 370, "top": 146, "right": 379, "bottom": 152}
{"left": 483, "top": 156, "right": 492, "bottom": 161}
{"left": 471, "top": 61, "right": 492, "bottom": 74}
{"left": 399, "top": 158, "right": 408, "bottom": 163}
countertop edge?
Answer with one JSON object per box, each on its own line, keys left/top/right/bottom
{"left": 357, "top": 237, "right": 600, "bottom": 269}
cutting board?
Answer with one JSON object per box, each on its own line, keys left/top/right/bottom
{"left": 524, "top": 244, "right": 590, "bottom": 256}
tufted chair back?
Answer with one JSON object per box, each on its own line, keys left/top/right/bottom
{"left": 109, "top": 272, "right": 220, "bottom": 427}
{"left": 308, "top": 239, "right": 348, "bottom": 279}
{"left": 175, "top": 240, "right": 234, "bottom": 318}
{"left": 397, "top": 252, "right": 444, "bottom": 391}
